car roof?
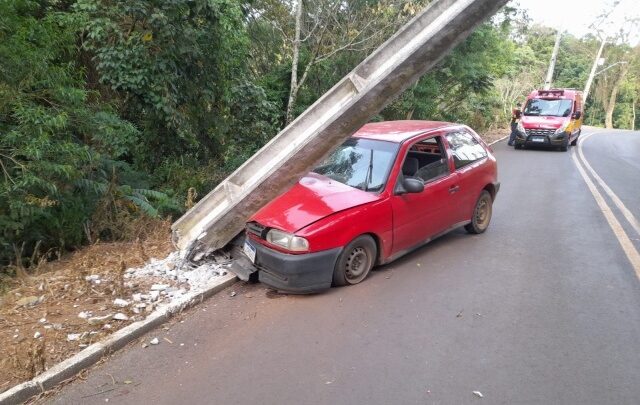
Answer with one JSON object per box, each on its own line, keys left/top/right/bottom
{"left": 353, "top": 120, "right": 457, "bottom": 143}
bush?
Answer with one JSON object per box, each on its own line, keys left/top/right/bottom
{"left": 0, "top": 1, "right": 173, "bottom": 269}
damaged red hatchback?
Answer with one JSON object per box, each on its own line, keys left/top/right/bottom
{"left": 233, "top": 121, "right": 499, "bottom": 293}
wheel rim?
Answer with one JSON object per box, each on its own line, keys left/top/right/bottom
{"left": 344, "top": 247, "right": 370, "bottom": 283}
{"left": 474, "top": 196, "right": 492, "bottom": 230}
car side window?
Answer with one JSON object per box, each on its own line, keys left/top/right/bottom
{"left": 406, "top": 136, "right": 450, "bottom": 183}
{"left": 445, "top": 131, "right": 487, "bottom": 170}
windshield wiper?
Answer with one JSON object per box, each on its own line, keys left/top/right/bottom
{"left": 364, "top": 149, "right": 374, "bottom": 192}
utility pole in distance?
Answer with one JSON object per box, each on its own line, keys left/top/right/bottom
{"left": 543, "top": 30, "right": 562, "bottom": 90}
{"left": 583, "top": 38, "right": 607, "bottom": 104}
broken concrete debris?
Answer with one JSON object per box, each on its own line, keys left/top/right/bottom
{"left": 126, "top": 251, "right": 228, "bottom": 293}
{"left": 113, "top": 298, "right": 129, "bottom": 307}
{"left": 149, "top": 337, "right": 159, "bottom": 345}
{"left": 113, "top": 313, "right": 129, "bottom": 321}
{"left": 88, "top": 314, "right": 113, "bottom": 325}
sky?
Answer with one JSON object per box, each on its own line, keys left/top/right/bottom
{"left": 517, "top": 0, "right": 639, "bottom": 44}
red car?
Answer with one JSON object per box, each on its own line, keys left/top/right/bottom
{"left": 233, "top": 121, "right": 499, "bottom": 293}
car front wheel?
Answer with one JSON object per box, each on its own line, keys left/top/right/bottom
{"left": 333, "top": 235, "right": 377, "bottom": 286}
{"left": 571, "top": 129, "right": 581, "bottom": 146}
{"left": 560, "top": 139, "right": 569, "bottom": 152}
{"left": 465, "top": 190, "right": 493, "bottom": 234}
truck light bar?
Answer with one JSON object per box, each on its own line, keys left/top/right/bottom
{"left": 538, "top": 89, "right": 565, "bottom": 97}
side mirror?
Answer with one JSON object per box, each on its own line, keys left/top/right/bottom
{"left": 572, "top": 111, "right": 582, "bottom": 119}
{"left": 403, "top": 178, "right": 424, "bottom": 194}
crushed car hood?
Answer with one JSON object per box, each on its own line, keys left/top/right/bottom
{"left": 251, "top": 172, "right": 382, "bottom": 233}
{"left": 521, "top": 115, "right": 567, "bottom": 129}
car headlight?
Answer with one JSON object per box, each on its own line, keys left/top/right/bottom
{"left": 266, "top": 229, "right": 309, "bottom": 252}
{"left": 517, "top": 121, "right": 525, "bottom": 134}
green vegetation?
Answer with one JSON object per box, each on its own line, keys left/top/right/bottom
{"left": 1, "top": 0, "right": 639, "bottom": 273}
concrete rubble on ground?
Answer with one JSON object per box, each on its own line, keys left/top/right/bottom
{"left": 57, "top": 251, "right": 229, "bottom": 348}
{"left": 125, "top": 251, "right": 230, "bottom": 292}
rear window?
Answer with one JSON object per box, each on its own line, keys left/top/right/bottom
{"left": 445, "top": 131, "right": 487, "bottom": 170}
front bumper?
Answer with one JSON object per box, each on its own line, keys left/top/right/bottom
{"left": 514, "top": 131, "right": 568, "bottom": 147}
{"left": 234, "top": 239, "right": 342, "bottom": 293}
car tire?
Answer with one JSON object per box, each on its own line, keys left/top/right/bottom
{"left": 570, "top": 130, "right": 580, "bottom": 146}
{"left": 465, "top": 190, "right": 493, "bottom": 234}
{"left": 333, "top": 235, "right": 377, "bottom": 287}
{"left": 560, "top": 138, "right": 569, "bottom": 152}
{"left": 514, "top": 143, "right": 523, "bottom": 150}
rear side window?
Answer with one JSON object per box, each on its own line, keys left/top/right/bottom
{"left": 445, "top": 131, "right": 487, "bottom": 170}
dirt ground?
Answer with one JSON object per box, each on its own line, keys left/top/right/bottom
{"left": 480, "top": 127, "right": 509, "bottom": 144}
{"left": 0, "top": 220, "right": 174, "bottom": 394}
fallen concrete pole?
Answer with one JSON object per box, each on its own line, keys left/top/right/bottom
{"left": 172, "top": 0, "right": 509, "bottom": 257}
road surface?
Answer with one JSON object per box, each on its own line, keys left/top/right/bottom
{"left": 48, "top": 128, "right": 640, "bottom": 405}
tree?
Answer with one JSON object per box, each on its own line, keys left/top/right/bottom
{"left": 0, "top": 1, "right": 170, "bottom": 268}
{"left": 249, "top": 0, "right": 426, "bottom": 125}
{"left": 604, "top": 62, "right": 630, "bottom": 128}
{"left": 75, "top": 0, "right": 248, "bottom": 164}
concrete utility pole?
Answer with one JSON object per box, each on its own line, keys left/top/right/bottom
{"left": 543, "top": 30, "right": 562, "bottom": 90}
{"left": 583, "top": 38, "right": 607, "bottom": 104}
{"left": 172, "top": 0, "right": 510, "bottom": 258}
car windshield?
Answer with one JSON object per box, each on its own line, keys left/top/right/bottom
{"left": 523, "top": 98, "right": 572, "bottom": 117}
{"left": 313, "top": 138, "right": 399, "bottom": 192}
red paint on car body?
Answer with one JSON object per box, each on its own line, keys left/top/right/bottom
{"left": 252, "top": 172, "right": 381, "bottom": 234}
{"left": 248, "top": 120, "right": 498, "bottom": 264}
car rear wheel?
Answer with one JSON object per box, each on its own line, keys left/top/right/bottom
{"left": 333, "top": 235, "right": 377, "bottom": 286}
{"left": 465, "top": 190, "right": 493, "bottom": 234}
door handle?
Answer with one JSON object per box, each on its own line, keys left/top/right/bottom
{"left": 449, "top": 185, "right": 460, "bottom": 194}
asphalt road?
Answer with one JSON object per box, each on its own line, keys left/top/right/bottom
{"left": 48, "top": 128, "right": 640, "bottom": 405}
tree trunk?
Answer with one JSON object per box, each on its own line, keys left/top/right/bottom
{"left": 285, "top": 0, "right": 303, "bottom": 126}
{"left": 632, "top": 95, "right": 636, "bottom": 131}
{"left": 405, "top": 108, "right": 415, "bottom": 120}
{"left": 605, "top": 64, "right": 629, "bottom": 129}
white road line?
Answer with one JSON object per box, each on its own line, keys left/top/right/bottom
{"left": 572, "top": 150, "right": 640, "bottom": 280}
{"left": 577, "top": 132, "right": 640, "bottom": 237}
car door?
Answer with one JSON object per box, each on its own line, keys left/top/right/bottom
{"left": 390, "top": 134, "right": 462, "bottom": 254}
{"left": 444, "top": 129, "right": 489, "bottom": 223}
